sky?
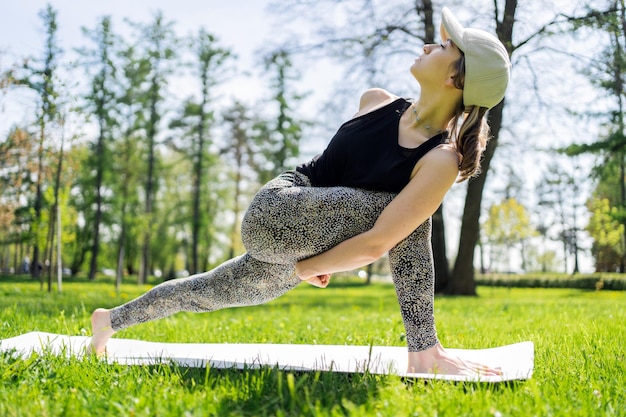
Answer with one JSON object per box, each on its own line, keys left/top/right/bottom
{"left": 0, "top": 0, "right": 282, "bottom": 127}
{"left": 0, "top": 0, "right": 359, "bottom": 156}
{"left": 1, "top": 1, "right": 271, "bottom": 63}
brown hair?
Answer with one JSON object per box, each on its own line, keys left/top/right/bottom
{"left": 448, "top": 54, "right": 490, "bottom": 182}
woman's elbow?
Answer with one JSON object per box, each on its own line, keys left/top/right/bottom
{"left": 362, "top": 239, "right": 391, "bottom": 262}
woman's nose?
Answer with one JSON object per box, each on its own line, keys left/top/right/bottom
{"left": 423, "top": 44, "right": 433, "bottom": 53}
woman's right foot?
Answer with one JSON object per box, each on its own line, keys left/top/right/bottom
{"left": 89, "top": 308, "right": 115, "bottom": 355}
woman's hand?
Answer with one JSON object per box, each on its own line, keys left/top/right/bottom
{"left": 295, "top": 261, "right": 331, "bottom": 288}
{"left": 300, "top": 273, "right": 331, "bottom": 288}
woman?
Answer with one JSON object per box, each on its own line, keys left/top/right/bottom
{"left": 91, "top": 7, "right": 510, "bottom": 376}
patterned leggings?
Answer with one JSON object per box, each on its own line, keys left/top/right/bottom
{"left": 109, "top": 171, "right": 439, "bottom": 351}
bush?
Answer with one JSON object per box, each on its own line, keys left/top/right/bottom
{"left": 476, "top": 273, "right": 626, "bottom": 290}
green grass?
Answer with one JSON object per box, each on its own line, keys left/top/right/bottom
{"left": 1, "top": 276, "right": 625, "bottom": 416}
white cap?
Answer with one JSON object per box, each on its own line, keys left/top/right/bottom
{"left": 441, "top": 7, "right": 511, "bottom": 109}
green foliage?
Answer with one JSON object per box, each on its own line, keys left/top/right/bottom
{"left": 41, "top": 185, "right": 77, "bottom": 249}
{"left": 16, "top": 4, "right": 61, "bottom": 121}
{"left": 523, "top": 244, "right": 559, "bottom": 273}
{"left": 484, "top": 198, "right": 534, "bottom": 246}
{"left": 9, "top": 3, "right": 63, "bottom": 280}
{"left": 254, "top": 49, "right": 310, "bottom": 184}
{"left": 536, "top": 161, "right": 586, "bottom": 274}
{"left": 166, "top": 29, "right": 234, "bottom": 274}
{"left": 477, "top": 272, "right": 626, "bottom": 290}
{"left": 586, "top": 198, "right": 625, "bottom": 271}
{"left": 78, "top": 15, "right": 120, "bottom": 280}
{"left": 482, "top": 197, "right": 535, "bottom": 272}
{"left": 562, "top": 0, "right": 626, "bottom": 272}
{"left": 0, "top": 128, "right": 34, "bottom": 245}
{"left": 1, "top": 278, "right": 625, "bottom": 416}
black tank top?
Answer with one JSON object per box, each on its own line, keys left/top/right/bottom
{"left": 296, "top": 98, "right": 447, "bottom": 193}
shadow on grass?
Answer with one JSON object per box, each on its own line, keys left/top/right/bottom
{"left": 167, "top": 364, "right": 386, "bottom": 416}
{"left": 402, "top": 375, "right": 527, "bottom": 392}
{"left": 165, "top": 364, "right": 525, "bottom": 416}
{"left": 0, "top": 347, "right": 385, "bottom": 416}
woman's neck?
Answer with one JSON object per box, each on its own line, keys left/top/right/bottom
{"left": 408, "top": 84, "right": 463, "bottom": 133}
{"left": 408, "top": 101, "right": 453, "bottom": 134}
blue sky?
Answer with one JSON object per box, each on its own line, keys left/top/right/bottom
{"left": 0, "top": 1, "right": 312, "bottom": 138}
{"left": 1, "top": 1, "right": 271, "bottom": 60}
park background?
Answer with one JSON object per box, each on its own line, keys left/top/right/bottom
{"left": 1, "top": 0, "right": 624, "bottom": 291}
{"left": 1, "top": 1, "right": 625, "bottom": 416}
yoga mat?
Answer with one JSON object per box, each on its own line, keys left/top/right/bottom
{"left": 0, "top": 332, "right": 533, "bottom": 382}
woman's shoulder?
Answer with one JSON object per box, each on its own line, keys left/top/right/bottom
{"left": 410, "top": 145, "right": 460, "bottom": 182}
{"left": 354, "top": 88, "right": 402, "bottom": 118}
{"left": 359, "top": 88, "right": 399, "bottom": 108}
{"left": 423, "top": 144, "right": 460, "bottom": 171}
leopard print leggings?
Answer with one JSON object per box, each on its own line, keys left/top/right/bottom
{"left": 109, "top": 171, "right": 439, "bottom": 351}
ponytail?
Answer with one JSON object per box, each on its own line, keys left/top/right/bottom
{"left": 450, "top": 106, "right": 489, "bottom": 182}
{"left": 448, "top": 53, "right": 491, "bottom": 182}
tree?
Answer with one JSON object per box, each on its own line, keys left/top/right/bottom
{"left": 42, "top": 114, "right": 74, "bottom": 292}
{"left": 149, "top": 154, "right": 194, "bottom": 279}
{"left": 130, "top": 12, "right": 177, "bottom": 284}
{"left": 221, "top": 101, "right": 261, "bottom": 259}
{"left": 586, "top": 198, "right": 625, "bottom": 271}
{"left": 536, "top": 162, "right": 585, "bottom": 274}
{"left": 168, "top": 29, "right": 233, "bottom": 274}
{"left": 254, "top": 49, "right": 309, "bottom": 184}
{"left": 0, "top": 51, "right": 16, "bottom": 91}
{"left": 14, "top": 4, "right": 61, "bottom": 285}
{"left": 76, "top": 16, "right": 120, "bottom": 280}
{"left": 482, "top": 197, "right": 535, "bottom": 272}
{"left": 448, "top": 0, "right": 518, "bottom": 294}
{"left": 562, "top": 0, "right": 626, "bottom": 271}
{"left": 110, "top": 42, "right": 151, "bottom": 289}
{"left": 0, "top": 128, "right": 35, "bottom": 274}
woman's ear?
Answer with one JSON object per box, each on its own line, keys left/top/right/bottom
{"left": 446, "top": 72, "right": 464, "bottom": 91}
{"left": 445, "top": 75, "right": 458, "bottom": 87}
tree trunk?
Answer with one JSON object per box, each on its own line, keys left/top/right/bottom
{"left": 617, "top": 149, "right": 626, "bottom": 272}
{"left": 32, "top": 121, "right": 45, "bottom": 288}
{"left": 116, "top": 219, "right": 126, "bottom": 293}
{"left": 191, "top": 86, "right": 208, "bottom": 275}
{"left": 88, "top": 123, "right": 105, "bottom": 280}
{"left": 432, "top": 204, "right": 449, "bottom": 292}
{"left": 447, "top": 0, "right": 516, "bottom": 295}
{"left": 191, "top": 149, "right": 202, "bottom": 275}
{"left": 449, "top": 101, "right": 505, "bottom": 295}
{"left": 417, "top": 0, "right": 451, "bottom": 292}
{"left": 140, "top": 77, "right": 158, "bottom": 285}
{"left": 228, "top": 167, "right": 242, "bottom": 260}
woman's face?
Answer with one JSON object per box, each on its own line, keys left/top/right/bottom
{"left": 410, "top": 39, "right": 462, "bottom": 85}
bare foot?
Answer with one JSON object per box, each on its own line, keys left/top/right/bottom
{"left": 407, "top": 343, "right": 502, "bottom": 377}
{"left": 89, "top": 308, "right": 115, "bottom": 355}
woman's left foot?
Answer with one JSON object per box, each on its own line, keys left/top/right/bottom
{"left": 88, "top": 308, "right": 115, "bottom": 355}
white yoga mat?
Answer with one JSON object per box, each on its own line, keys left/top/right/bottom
{"left": 0, "top": 332, "right": 533, "bottom": 382}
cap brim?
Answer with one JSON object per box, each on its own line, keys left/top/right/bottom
{"left": 441, "top": 7, "right": 466, "bottom": 51}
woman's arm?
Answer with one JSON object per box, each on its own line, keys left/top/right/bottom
{"left": 295, "top": 148, "right": 459, "bottom": 283}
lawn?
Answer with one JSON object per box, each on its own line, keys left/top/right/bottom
{"left": 1, "top": 276, "right": 625, "bottom": 416}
